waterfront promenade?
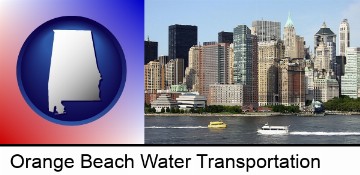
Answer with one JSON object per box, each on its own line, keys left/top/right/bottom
{"left": 145, "top": 112, "right": 284, "bottom": 117}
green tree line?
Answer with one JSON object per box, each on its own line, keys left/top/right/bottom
{"left": 324, "top": 96, "right": 360, "bottom": 112}
{"left": 267, "top": 105, "right": 300, "bottom": 113}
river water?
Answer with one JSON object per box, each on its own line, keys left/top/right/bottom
{"left": 145, "top": 115, "right": 360, "bottom": 144}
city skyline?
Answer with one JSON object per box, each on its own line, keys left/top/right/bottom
{"left": 145, "top": 0, "right": 360, "bottom": 56}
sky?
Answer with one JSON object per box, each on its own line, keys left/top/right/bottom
{"left": 145, "top": 0, "right": 360, "bottom": 56}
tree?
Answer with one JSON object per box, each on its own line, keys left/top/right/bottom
{"left": 324, "top": 96, "right": 360, "bottom": 111}
{"left": 160, "top": 108, "right": 165, "bottom": 113}
{"left": 174, "top": 107, "right": 180, "bottom": 113}
{"left": 189, "top": 108, "right": 195, "bottom": 113}
{"left": 166, "top": 107, "right": 170, "bottom": 113}
{"left": 151, "top": 107, "right": 156, "bottom": 113}
{"left": 145, "top": 107, "right": 152, "bottom": 113}
{"left": 198, "top": 108, "right": 203, "bottom": 114}
{"left": 170, "top": 107, "right": 175, "bottom": 113}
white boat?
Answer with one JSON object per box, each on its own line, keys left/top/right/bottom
{"left": 257, "top": 123, "right": 289, "bottom": 135}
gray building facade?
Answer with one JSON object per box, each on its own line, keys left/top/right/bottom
{"left": 251, "top": 20, "right": 281, "bottom": 42}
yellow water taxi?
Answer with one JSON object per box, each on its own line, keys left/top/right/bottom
{"left": 208, "top": 120, "right": 227, "bottom": 128}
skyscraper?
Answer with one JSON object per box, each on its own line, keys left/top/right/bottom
{"left": 184, "top": 46, "right": 201, "bottom": 91}
{"left": 313, "top": 75, "right": 339, "bottom": 102}
{"left": 341, "top": 47, "right": 360, "bottom": 98}
{"left": 258, "top": 40, "right": 284, "bottom": 106}
{"left": 278, "top": 58, "right": 305, "bottom": 107}
{"left": 218, "top": 43, "right": 231, "bottom": 84}
{"left": 251, "top": 35, "right": 259, "bottom": 106}
{"left": 158, "top": 55, "right": 169, "bottom": 66}
{"left": 295, "top": 35, "right": 305, "bottom": 58}
{"left": 228, "top": 43, "right": 234, "bottom": 84}
{"left": 314, "top": 22, "right": 336, "bottom": 73}
{"left": 283, "top": 13, "right": 305, "bottom": 59}
{"left": 233, "top": 25, "right": 256, "bottom": 106}
{"left": 197, "top": 43, "right": 230, "bottom": 97}
{"left": 251, "top": 20, "right": 281, "bottom": 42}
{"left": 335, "top": 55, "right": 346, "bottom": 95}
{"left": 145, "top": 39, "right": 158, "bottom": 65}
{"left": 218, "top": 31, "right": 233, "bottom": 44}
{"left": 233, "top": 25, "right": 253, "bottom": 85}
{"left": 165, "top": 58, "right": 184, "bottom": 88}
{"left": 158, "top": 56, "right": 169, "bottom": 90}
{"left": 314, "top": 42, "right": 331, "bottom": 71}
{"left": 168, "top": 24, "right": 198, "bottom": 69}
{"left": 284, "top": 13, "right": 296, "bottom": 58}
{"left": 339, "top": 19, "right": 350, "bottom": 56}
{"left": 198, "top": 43, "right": 219, "bottom": 98}
{"left": 144, "top": 60, "right": 161, "bottom": 93}
{"left": 304, "top": 67, "right": 315, "bottom": 101}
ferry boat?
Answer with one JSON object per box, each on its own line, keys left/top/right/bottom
{"left": 257, "top": 123, "right": 289, "bottom": 135}
{"left": 208, "top": 120, "right": 227, "bottom": 128}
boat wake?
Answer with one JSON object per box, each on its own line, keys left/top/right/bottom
{"left": 145, "top": 126, "right": 207, "bottom": 129}
{"left": 290, "top": 132, "right": 360, "bottom": 136}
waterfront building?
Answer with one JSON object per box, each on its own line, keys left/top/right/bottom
{"left": 258, "top": 40, "right": 284, "bottom": 106}
{"left": 145, "top": 89, "right": 181, "bottom": 105}
{"left": 198, "top": 42, "right": 231, "bottom": 99}
{"left": 168, "top": 24, "right": 197, "bottom": 69}
{"left": 151, "top": 94, "right": 178, "bottom": 112}
{"left": 233, "top": 25, "right": 256, "bottom": 105}
{"left": 251, "top": 20, "right": 281, "bottom": 42}
{"left": 341, "top": 47, "right": 360, "bottom": 98}
{"left": 339, "top": 19, "right": 350, "bottom": 56}
{"left": 278, "top": 58, "right": 305, "bottom": 107}
{"left": 314, "top": 74, "right": 339, "bottom": 102}
{"left": 208, "top": 84, "right": 244, "bottom": 106}
{"left": 145, "top": 39, "right": 158, "bottom": 65}
{"left": 176, "top": 92, "right": 206, "bottom": 110}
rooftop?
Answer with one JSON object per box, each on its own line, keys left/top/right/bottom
{"left": 285, "top": 12, "right": 294, "bottom": 27}
{"left": 315, "top": 22, "right": 335, "bottom": 35}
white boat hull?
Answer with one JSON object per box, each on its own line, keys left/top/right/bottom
{"left": 257, "top": 129, "right": 288, "bottom": 135}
